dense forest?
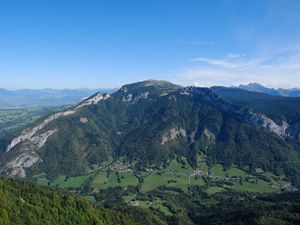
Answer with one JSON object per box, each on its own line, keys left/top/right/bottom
{"left": 0, "top": 178, "right": 167, "bottom": 225}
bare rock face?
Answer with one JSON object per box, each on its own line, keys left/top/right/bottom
{"left": 122, "top": 93, "right": 133, "bottom": 102}
{"left": 202, "top": 128, "right": 215, "bottom": 142}
{"left": 122, "top": 92, "right": 150, "bottom": 102}
{"left": 161, "top": 128, "right": 187, "bottom": 145}
{"left": 1, "top": 152, "right": 40, "bottom": 178}
{"left": 30, "top": 130, "right": 58, "bottom": 148}
{"left": 76, "top": 93, "right": 110, "bottom": 109}
{"left": 2, "top": 129, "right": 57, "bottom": 177}
{"left": 80, "top": 117, "right": 88, "bottom": 123}
{"left": 242, "top": 112, "right": 288, "bottom": 137}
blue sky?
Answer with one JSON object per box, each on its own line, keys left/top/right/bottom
{"left": 1, "top": 0, "right": 300, "bottom": 89}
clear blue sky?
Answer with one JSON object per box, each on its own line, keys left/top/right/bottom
{"left": 1, "top": 0, "right": 300, "bottom": 89}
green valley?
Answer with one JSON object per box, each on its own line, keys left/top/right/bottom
{"left": 32, "top": 157, "right": 291, "bottom": 198}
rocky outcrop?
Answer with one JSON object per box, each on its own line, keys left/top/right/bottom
{"left": 80, "top": 117, "right": 88, "bottom": 123}
{"left": 2, "top": 129, "right": 57, "bottom": 177}
{"left": 1, "top": 152, "right": 40, "bottom": 178}
{"left": 30, "top": 130, "right": 57, "bottom": 148}
{"left": 122, "top": 92, "right": 150, "bottom": 102}
{"left": 202, "top": 128, "right": 215, "bottom": 141}
{"left": 122, "top": 93, "right": 133, "bottom": 102}
{"left": 161, "top": 128, "right": 187, "bottom": 145}
{"left": 242, "top": 112, "right": 288, "bottom": 137}
{"left": 76, "top": 93, "right": 110, "bottom": 109}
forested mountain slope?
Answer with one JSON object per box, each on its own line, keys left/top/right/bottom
{"left": 1, "top": 80, "right": 300, "bottom": 187}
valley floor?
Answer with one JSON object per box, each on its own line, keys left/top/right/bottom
{"left": 32, "top": 157, "right": 296, "bottom": 217}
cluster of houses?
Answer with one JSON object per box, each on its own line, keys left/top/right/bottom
{"left": 104, "top": 161, "right": 132, "bottom": 172}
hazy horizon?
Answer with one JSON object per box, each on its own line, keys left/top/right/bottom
{"left": 1, "top": 80, "right": 300, "bottom": 91}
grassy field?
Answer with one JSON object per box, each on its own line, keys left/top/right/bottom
{"left": 167, "top": 159, "right": 190, "bottom": 172}
{"left": 103, "top": 172, "right": 120, "bottom": 188}
{"left": 119, "top": 172, "right": 139, "bottom": 186}
{"left": 51, "top": 174, "right": 93, "bottom": 188}
{"left": 151, "top": 198, "right": 172, "bottom": 216}
{"left": 128, "top": 198, "right": 172, "bottom": 216}
{"left": 225, "top": 167, "right": 247, "bottom": 177}
{"left": 123, "top": 194, "right": 137, "bottom": 202}
{"left": 231, "top": 180, "right": 278, "bottom": 193}
{"left": 141, "top": 173, "right": 174, "bottom": 192}
{"left": 92, "top": 171, "right": 138, "bottom": 189}
{"left": 91, "top": 171, "right": 108, "bottom": 188}
{"left": 198, "top": 162, "right": 209, "bottom": 172}
{"left": 33, "top": 157, "right": 285, "bottom": 195}
{"left": 141, "top": 160, "right": 206, "bottom": 192}
{"left": 210, "top": 164, "right": 226, "bottom": 177}
{"left": 36, "top": 177, "right": 50, "bottom": 186}
{"left": 206, "top": 186, "right": 225, "bottom": 194}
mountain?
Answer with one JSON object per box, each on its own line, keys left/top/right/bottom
{"left": 237, "top": 83, "right": 300, "bottom": 97}
{"left": 0, "top": 88, "right": 115, "bottom": 109}
{"left": 0, "top": 178, "right": 165, "bottom": 225}
{"left": 1, "top": 80, "right": 300, "bottom": 187}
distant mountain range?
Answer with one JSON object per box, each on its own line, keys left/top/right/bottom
{"left": 0, "top": 88, "right": 115, "bottom": 109}
{"left": 237, "top": 83, "right": 300, "bottom": 97}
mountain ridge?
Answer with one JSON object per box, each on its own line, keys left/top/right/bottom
{"left": 1, "top": 80, "right": 300, "bottom": 187}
